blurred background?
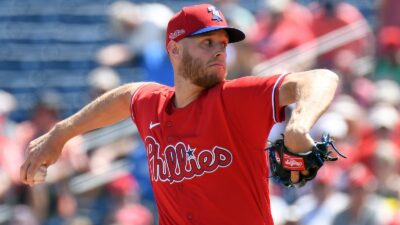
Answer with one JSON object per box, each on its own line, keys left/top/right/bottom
{"left": 0, "top": 0, "right": 399, "bottom": 224}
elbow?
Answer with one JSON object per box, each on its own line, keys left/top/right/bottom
{"left": 317, "top": 69, "right": 339, "bottom": 85}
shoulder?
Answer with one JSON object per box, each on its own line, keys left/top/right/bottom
{"left": 132, "top": 82, "right": 172, "bottom": 99}
{"left": 222, "top": 74, "right": 287, "bottom": 93}
{"left": 129, "top": 82, "right": 172, "bottom": 123}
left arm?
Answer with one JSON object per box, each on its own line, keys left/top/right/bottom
{"left": 279, "top": 69, "right": 339, "bottom": 152}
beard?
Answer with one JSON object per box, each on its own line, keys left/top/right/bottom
{"left": 180, "top": 48, "right": 226, "bottom": 89}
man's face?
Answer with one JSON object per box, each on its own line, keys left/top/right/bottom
{"left": 178, "top": 30, "right": 229, "bottom": 88}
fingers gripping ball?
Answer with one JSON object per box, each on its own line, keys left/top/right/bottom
{"left": 33, "top": 165, "right": 47, "bottom": 184}
{"left": 267, "top": 133, "right": 346, "bottom": 188}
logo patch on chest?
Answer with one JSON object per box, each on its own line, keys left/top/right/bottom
{"left": 145, "top": 136, "right": 233, "bottom": 183}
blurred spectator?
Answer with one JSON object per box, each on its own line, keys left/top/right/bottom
{"left": 269, "top": 180, "right": 292, "bottom": 225}
{"left": 87, "top": 134, "right": 135, "bottom": 176}
{"left": 323, "top": 95, "right": 367, "bottom": 170}
{"left": 114, "top": 203, "right": 153, "bottom": 225}
{"left": 372, "top": 140, "right": 400, "bottom": 198}
{"left": 309, "top": 0, "right": 373, "bottom": 73}
{"left": 350, "top": 75, "right": 376, "bottom": 108}
{"left": 0, "top": 90, "right": 21, "bottom": 184}
{"left": 16, "top": 90, "right": 64, "bottom": 146}
{"left": 332, "top": 164, "right": 385, "bottom": 225}
{"left": 96, "top": 1, "right": 174, "bottom": 86}
{"left": 294, "top": 165, "right": 348, "bottom": 225}
{"left": 226, "top": 39, "right": 261, "bottom": 78}
{"left": 369, "top": 103, "right": 399, "bottom": 136}
{"left": 65, "top": 216, "right": 93, "bottom": 225}
{"left": 349, "top": 103, "right": 400, "bottom": 171}
{"left": 270, "top": 194, "right": 290, "bottom": 225}
{"left": 372, "top": 79, "right": 400, "bottom": 108}
{"left": 128, "top": 141, "right": 157, "bottom": 216}
{"left": 0, "top": 89, "right": 17, "bottom": 138}
{"left": 73, "top": 187, "right": 114, "bottom": 225}
{"left": 43, "top": 186, "right": 79, "bottom": 225}
{"left": 379, "top": 0, "right": 400, "bottom": 27}
{"left": 374, "top": 26, "right": 400, "bottom": 82}
{"left": 212, "top": 0, "right": 259, "bottom": 78}
{"left": 212, "top": 0, "right": 256, "bottom": 34}
{"left": 310, "top": 111, "right": 348, "bottom": 140}
{"left": 249, "top": 0, "right": 315, "bottom": 64}
{"left": 87, "top": 67, "right": 121, "bottom": 100}
{"left": 0, "top": 90, "right": 24, "bottom": 223}
{"left": 331, "top": 95, "right": 366, "bottom": 142}
{"left": 9, "top": 205, "right": 39, "bottom": 225}
{"left": 387, "top": 213, "right": 400, "bottom": 225}
{"left": 309, "top": 0, "right": 375, "bottom": 105}
{"left": 372, "top": 80, "right": 400, "bottom": 151}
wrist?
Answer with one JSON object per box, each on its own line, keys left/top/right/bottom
{"left": 285, "top": 122, "right": 310, "bottom": 136}
{"left": 283, "top": 126, "right": 314, "bottom": 153}
{"left": 52, "top": 120, "right": 75, "bottom": 144}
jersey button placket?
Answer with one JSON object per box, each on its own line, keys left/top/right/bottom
{"left": 167, "top": 121, "right": 173, "bottom": 128}
{"left": 166, "top": 121, "right": 173, "bottom": 142}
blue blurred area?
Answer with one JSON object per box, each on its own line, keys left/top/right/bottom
{"left": 0, "top": 0, "right": 137, "bottom": 122}
{"left": 0, "top": 0, "right": 113, "bottom": 122}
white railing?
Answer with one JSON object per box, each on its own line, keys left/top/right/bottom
{"left": 253, "top": 19, "right": 373, "bottom": 75}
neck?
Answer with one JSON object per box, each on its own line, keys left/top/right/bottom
{"left": 173, "top": 75, "right": 205, "bottom": 108}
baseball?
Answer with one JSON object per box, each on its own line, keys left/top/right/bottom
{"left": 33, "top": 165, "right": 47, "bottom": 183}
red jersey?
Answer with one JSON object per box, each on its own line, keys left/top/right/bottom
{"left": 130, "top": 75, "right": 286, "bottom": 225}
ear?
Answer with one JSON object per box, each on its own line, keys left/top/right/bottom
{"left": 167, "top": 40, "right": 181, "bottom": 59}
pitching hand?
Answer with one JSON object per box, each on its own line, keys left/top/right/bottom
{"left": 20, "top": 130, "right": 65, "bottom": 186}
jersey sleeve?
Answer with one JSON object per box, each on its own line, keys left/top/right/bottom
{"left": 129, "top": 82, "right": 161, "bottom": 125}
{"left": 221, "top": 74, "right": 288, "bottom": 145}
